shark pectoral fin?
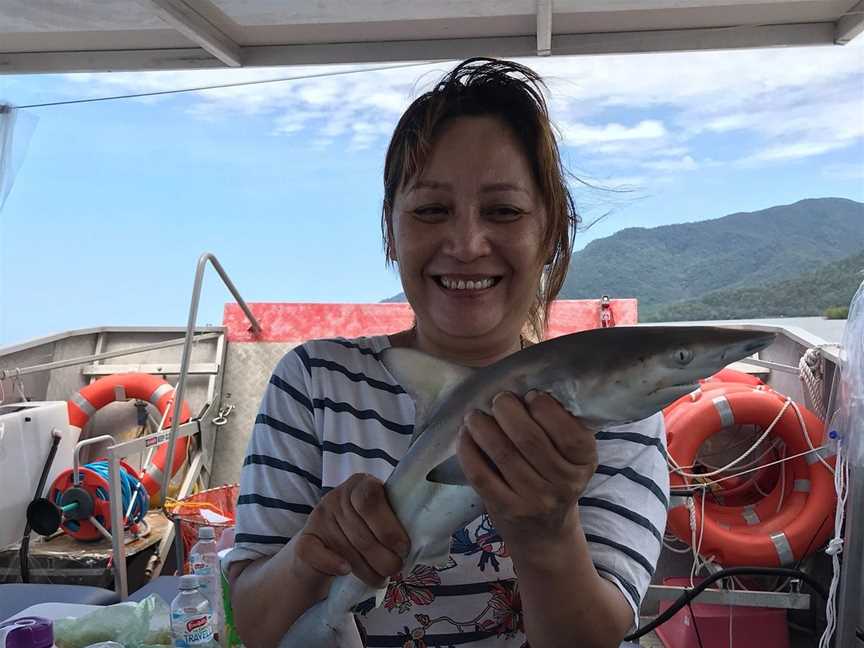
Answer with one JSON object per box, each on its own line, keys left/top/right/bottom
{"left": 374, "top": 582, "right": 389, "bottom": 609}
{"left": 426, "top": 455, "right": 469, "bottom": 486}
{"left": 380, "top": 347, "right": 474, "bottom": 444}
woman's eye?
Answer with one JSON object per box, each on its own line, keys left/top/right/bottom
{"left": 485, "top": 206, "right": 524, "bottom": 221}
{"left": 412, "top": 205, "right": 448, "bottom": 222}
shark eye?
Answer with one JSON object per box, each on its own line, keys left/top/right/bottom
{"left": 673, "top": 348, "right": 694, "bottom": 366}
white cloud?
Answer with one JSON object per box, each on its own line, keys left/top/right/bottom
{"left": 49, "top": 44, "right": 863, "bottom": 172}
{"left": 642, "top": 155, "right": 699, "bottom": 172}
{"left": 558, "top": 119, "right": 666, "bottom": 146}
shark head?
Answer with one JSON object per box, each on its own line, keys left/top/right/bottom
{"left": 562, "top": 326, "right": 776, "bottom": 426}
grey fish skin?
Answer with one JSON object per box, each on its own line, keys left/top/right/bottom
{"left": 278, "top": 326, "right": 775, "bottom": 648}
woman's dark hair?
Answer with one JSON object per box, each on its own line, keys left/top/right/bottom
{"left": 381, "top": 57, "right": 579, "bottom": 340}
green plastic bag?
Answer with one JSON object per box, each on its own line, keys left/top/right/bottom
{"left": 53, "top": 594, "right": 172, "bottom": 648}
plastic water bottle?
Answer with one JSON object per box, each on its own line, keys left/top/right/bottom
{"left": 189, "top": 526, "right": 223, "bottom": 640}
{"left": 171, "top": 575, "right": 218, "bottom": 648}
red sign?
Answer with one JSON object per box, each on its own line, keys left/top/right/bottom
{"left": 223, "top": 300, "right": 638, "bottom": 343}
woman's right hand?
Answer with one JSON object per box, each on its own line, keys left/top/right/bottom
{"left": 293, "top": 473, "right": 411, "bottom": 588}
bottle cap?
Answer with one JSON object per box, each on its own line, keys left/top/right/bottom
{"left": 179, "top": 574, "right": 200, "bottom": 590}
{"left": 198, "top": 526, "right": 215, "bottom": 540}
{"left": 0, "top": 617, "right": 53, "bottom": 648}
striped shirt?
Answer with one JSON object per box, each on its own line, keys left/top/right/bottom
{"left": 226, "top": 335, "right": 669, "bottom": 646}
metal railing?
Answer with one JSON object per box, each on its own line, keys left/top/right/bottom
{"left": 159, "top": 253, "right": 261, "bottom": 507}
{"left": 0, "top": 332, "right": 222, "bottom": 381}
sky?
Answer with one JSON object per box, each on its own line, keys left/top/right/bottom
{"left": 0, "top": 43, "right": 862, "bottom": 346}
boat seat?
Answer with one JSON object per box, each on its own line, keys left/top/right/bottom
{"left": 128, "top": 575, "right": 181, "bottom": 604}
{"left": 0, "top": 583, "right": 119, "bottom": 621}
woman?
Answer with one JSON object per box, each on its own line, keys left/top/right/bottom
{"left": 227, "top": 58, "right": 668, "bottom": 648}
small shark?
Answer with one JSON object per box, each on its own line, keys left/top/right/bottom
{"left": 278, "top": 325, "right": 775, "bottom": 648}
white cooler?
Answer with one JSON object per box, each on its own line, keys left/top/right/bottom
{"left": 0, "top": 402, "right": 80, "bottom": 549}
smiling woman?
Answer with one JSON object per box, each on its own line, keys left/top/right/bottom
{"left": 382, "top": 58, "right": 579, "bottom": 351}
{"left": 227, "top": 57, "right": 666, "bottom": 648}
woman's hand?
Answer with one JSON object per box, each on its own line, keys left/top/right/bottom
{"left": 456, "top": 390, "right": 598, "bottom": 551}
{"left": 294, "top": 474, "right": 411, "bottom": 588}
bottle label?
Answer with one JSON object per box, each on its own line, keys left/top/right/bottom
{"left": 172, "top": 611, "right": 214, "bottom": 646}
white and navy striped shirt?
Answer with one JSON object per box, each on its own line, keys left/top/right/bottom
{"left": 226, "top": 336, "right": 669, "bottom": 646}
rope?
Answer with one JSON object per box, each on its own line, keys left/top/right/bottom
{"left": 669, "top": 398, "right": 792, "bottom": 479}
{"left": 819, "top": 437, "right": 849, "bottom": 648}
{"left": 799, "top": 347, "right": 826, "bottom": 420}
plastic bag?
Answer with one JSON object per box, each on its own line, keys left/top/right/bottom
{"left": 53, "top": 595, "right": 171, "bottom": 648}
{"left": 165, "top": 484, "right": 237, "bottom": 572}
{"left": 828, "top": 278, "right": 864, "bottom": 466}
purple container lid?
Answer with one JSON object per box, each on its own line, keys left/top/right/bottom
{"left": 0, "top": 617, "right": 53, "bottom": 648}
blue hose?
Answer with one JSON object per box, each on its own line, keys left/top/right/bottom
{"left": 80, "top": 461, "right": 149, "bottom": 527}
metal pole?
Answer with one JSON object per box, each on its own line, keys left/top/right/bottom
{"left": 159, "top": 253, "right": 261, "bottom": 507}
{"left": 108, "top": 449, "right": 128, "bottom": 599}
{"left": 73, "top": 435, "right": 115, "bottom": 484}
{"left": 206, "top": 254, "right": 262, "bottom": 336}
{"left": 0, "top": 332, "right": 221, "bottom": 380}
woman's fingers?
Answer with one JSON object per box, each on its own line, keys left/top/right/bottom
{"left": 324, "top": 509, "right": 388, "bottom": 587}
{"left": 348, "top": 475, "right": 411, "bottom": 559}
{"left": 490, "top": 391, "right": 574, "bottom": 484}
{"left": 457, "top": 424, "right": 518, "bottom": 510}
{"left": 339, "top": 485, "right": 405, "bottom": 579}
{"left": 294, "top": 532, "right": 351, "bottom": 577}
{"left": 297, "top": 473, "right": 410, "bottom": 588}
{"left": 525, "top": 391, "right": 598, "bottom": 469}
{"left": 463, "top": 408, "right": 545, "bottom": 494}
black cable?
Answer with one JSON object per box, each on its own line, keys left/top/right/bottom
{"left": 687, "top": 601, "right": 706, "bottom": 648}
{"left": 624, "top": 566, "right": 829, "bottom": 642}
{"left": 856, "top": 626, "right": 864, "bottom": 641}
{"left": 14, "top": 61, "right": 437, "bottom": 110}
{"left": 20, "top": 432, "right": 62, "bottom": 582}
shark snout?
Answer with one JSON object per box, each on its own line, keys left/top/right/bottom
{"left": 743, "top": 333, "right": 776, "bottom": 354}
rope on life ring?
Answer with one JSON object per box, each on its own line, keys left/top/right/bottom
{"left": 67, "top": 373, "right": 191, "bottom": 497}
{"left": 666, "top": 386, "right": 835, "bottom": 567}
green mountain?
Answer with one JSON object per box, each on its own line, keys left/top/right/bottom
{"left": 562, "top": 197, "right": 864, "bottom": 305}
{"left": 640, "top": 250, "right": 864, "bottom": 322}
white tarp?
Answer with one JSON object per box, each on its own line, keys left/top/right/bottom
{"left": 0, "top": 104, "right": 35, "bottom": 211}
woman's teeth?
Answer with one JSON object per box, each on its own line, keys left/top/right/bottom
{"left": 439, "top": 276, "right": 496, "bottom": 290}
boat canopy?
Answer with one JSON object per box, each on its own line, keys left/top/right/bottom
{"left": 1, "top": 0, "right": 863, "bottom": 74}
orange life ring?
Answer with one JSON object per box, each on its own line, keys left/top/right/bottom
{"left": 67, "top": 373, "right": 191, "bottom": 497}
{"left": 701, "top": 368, "right": 764, "bottom": 387}
{"left": 663, "top": 382, "right": 766, "bottom": 445}
{"left": 666, "top": 387, "right": 835, "bottom": 566}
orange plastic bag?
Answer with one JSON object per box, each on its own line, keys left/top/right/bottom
{"left": 165, "top": 484, "right": 238, "bottom": 573}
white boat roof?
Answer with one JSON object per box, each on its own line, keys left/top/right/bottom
{"left": 2, "top": 0, "right": 862, "bottom": 74}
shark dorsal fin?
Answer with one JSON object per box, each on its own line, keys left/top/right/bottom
{"left": 380, "top": 346, "right": 474, "bottom": 443}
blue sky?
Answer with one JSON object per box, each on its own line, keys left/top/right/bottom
{"left": 1, "top": 44, "right": 862, "bottom": 346}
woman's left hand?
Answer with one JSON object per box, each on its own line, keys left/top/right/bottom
{"left": 456, "top": 390, "right": 598, "bottom": 551}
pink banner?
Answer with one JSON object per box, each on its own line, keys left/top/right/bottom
{"left": 223, "top": 300, "right": 638, "bottom": 343}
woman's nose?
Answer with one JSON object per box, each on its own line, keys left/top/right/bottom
{"left": 443, "top": 211, "right": 491, "bottom": 261}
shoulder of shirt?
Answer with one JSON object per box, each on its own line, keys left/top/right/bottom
{"left": 273, "top": 335, "right": 391, "bottom": 371}
{"left": 605, "top": 411, "right": 665, "bottom": 439}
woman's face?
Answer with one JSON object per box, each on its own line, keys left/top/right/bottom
{"left": 390, "top": 115, "right": 548, "bottom": 349}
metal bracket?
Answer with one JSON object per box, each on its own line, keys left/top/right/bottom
{"left": 644, "top": 584, "right": 810, "bottom": 609}
{"left": 536, "top": 0, "right": 552, "bottom": 56}
{"left": 82, "top": 362, "right": 220, "bottom": 377}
